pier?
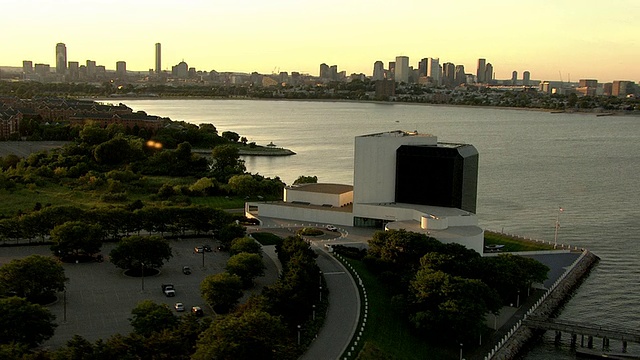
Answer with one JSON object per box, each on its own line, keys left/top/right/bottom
{"left": 524, "top": 317, "right": 640, "bottom": 352}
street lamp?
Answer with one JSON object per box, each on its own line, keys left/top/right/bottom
{"left": 63, "top": 287, "right": 67, "bottom": 323}
{"left": 297, "top": 325, "right": 301, "bottom": 345}
{"left": 460, "top": 343, "right": 463, "bottom": 360}
{"left": 141, "top": 262, "right": 145, "bottom": 291}
{"left": 517, "top": 289, "right": 520, "bottom": 308}
{"left": 201, "top": 245, "right": 205, "bottom": 267}
{"left": 312, "top": 304, "right": 316, "bottom": 321}
{"left": 319, "top": 286, "right": 322, "bottom": 302}
{"left": 554, "top": 207, "right": 564, "bottom": 249}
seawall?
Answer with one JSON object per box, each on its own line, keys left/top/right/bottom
{"left": 488, "top": 250, "right": 600, "bottom": 360}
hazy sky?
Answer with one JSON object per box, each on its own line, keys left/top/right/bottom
{"left": 2, "top": 0, "right": 638, "bottom": 82}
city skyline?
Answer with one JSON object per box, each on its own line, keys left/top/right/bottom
{"left": 2, "top": 0, "right": 638, "bottom": 82}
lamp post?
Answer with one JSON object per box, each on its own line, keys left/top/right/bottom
{"left": 554, "top": 207, "right": 564, "bottom": 249}
{"left": 297, "top": 325, "right": 301, "bottom": 345}
{"left": 201, "top": 245, "right": 205, "bottom": 267}
{"left": 141, "top": 262, "right": 145, "bottom": 291}
{"left": 319, "top": 286, "right": 322, "bottom": 302}
{"left": 459, "top": 343, "right": 463, "bottom": 360}
{"left": 63, "top": 287, "right": 67, "bottom": 323}
{"left": 312, "top": 304, "right": 316, "bottom": 321}
{"left": 517, "top": 289, "right": 520, "bottom": 308}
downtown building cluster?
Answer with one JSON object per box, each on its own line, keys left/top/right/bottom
{"left": 9, "top": 43, "right": 639, "bottom": 98}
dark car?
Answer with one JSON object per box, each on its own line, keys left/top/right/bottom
{"left": 203, "top": 244, "right": 212, "bottom": 252}
{"left": 192, "top": 306, "right": 204, "bottom": 317}
{"left": 182, "top": 266, "right": 192, "bottom": 275}
{"left": 194, "top": 246, "right": 204, "bottom": 253}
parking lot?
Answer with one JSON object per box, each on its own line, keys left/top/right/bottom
{"left": 0, "top": 237, "right": 279, "bottom": 349}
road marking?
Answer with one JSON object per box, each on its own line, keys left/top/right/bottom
{"left": 323, "top": 271, "right": 345, "bottom": 275}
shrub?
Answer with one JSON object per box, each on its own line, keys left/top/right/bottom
{"left": 297, "top": 227, "right": 323, "bottom": 236}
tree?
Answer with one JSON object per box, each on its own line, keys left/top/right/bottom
{"left": 217, "top": 223, "right": 246, "bottom": 250}
{"left": 292, "top": 175, "right": 318, "bottom": 185}
{"left": 129, "top": 300, "right": 179, "bottom": 337}
{"left": 192, "top": 310, "right": 295, "bottom": 360}
{"left": 50, "top": 221, "right": 103, "bottom": 259}
{"left": 226, "top": 252, "right": 265, "bottom": 288}
{"left": 0, "top": 255, "right": 67, "bottom": 304}
{"left": 109, "top": 235, "right": 172, "bottom": 272}
{"left": 210, "top": 144, "right": 245, "bottom": 181}
{"left": 228, "top": 174, "right": 259, "bottom": 196}
{"left": 230, "top": 237, "right": 262, "bottom": 256}
{"left": 0, "top": 297, "right": 57, "bottom": 347}
{"left": 221, "top": 131, "right": 240, "bottom": 142}
{"left": 200, "top": 273, "right": 243, "bottom": 313}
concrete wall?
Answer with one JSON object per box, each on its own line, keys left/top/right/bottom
{"left": 252, "top": 202, "right": 354, "bottom": 227}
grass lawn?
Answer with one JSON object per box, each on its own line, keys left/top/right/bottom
{"left": 484, "top": 231, "right": 555, "bottom": 252}
{"left": 345, "top": 259, "right": 455, "bottom": 360}
{"left": 250, "top": 232, "right": 283, "bottom": 246}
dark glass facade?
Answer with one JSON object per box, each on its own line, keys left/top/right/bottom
{"left": 394, "top": 144, "right": 478, "bottom": 213}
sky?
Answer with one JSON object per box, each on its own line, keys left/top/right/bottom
{"left": 2, "top": 0, "right": 639, "bottom": 82}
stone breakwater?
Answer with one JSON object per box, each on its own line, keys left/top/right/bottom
{"left": 489, "top": 250, "right": 600, "bottom": 360}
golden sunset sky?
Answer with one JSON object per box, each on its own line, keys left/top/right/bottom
{"left": 2, "top": 0, "right": 638, "bottom": 82}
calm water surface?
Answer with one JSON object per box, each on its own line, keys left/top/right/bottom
{"left": 124, "top": 99, "right": 640, "bottom": 359}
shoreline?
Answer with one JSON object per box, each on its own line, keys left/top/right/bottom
{"left": 93, "top": 96, "right": 640, "bottom": 117}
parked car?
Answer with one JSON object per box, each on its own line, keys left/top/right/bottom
{"left": 194, "top": 246, "right": 204, "bottom": 253}
{"left": 174, "top": 302, "right": 185, "bottom": 312}
{"left": 203, "top": 244, "right": 212, "bottom": 252}
{"left": 191, "top": 306, "right": 203, "bottom": 317}
{"left": 326, "top": 225, "right": 338, "bottom": 232}
{"left": 182, "top": 266, "right": 191, "bottom": 275}
{"left": 161, "top": 284, "right": 176, "bottom": 297}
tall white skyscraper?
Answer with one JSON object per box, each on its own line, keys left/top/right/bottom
{"left": 56, "top": 43, "right": 67, "bottom": 75}
{"left": 394, "top": 56, "right": 409, "bottom": 83}
{"left": 372, "top": 61, "right": 385, "bottom": 81}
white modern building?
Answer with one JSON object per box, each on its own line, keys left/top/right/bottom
{"left": 246, "top": 130, "right": 484, "bottom": 253}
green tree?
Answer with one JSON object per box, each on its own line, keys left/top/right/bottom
{"left": 79, "top": 123, "right": 109, "bottom": 146}
{"left": 200, "top": 273, "right": 243, "bottom": 313}
{"left": 210, "top": 144, "right": 245, "bottom": 181}
{"left": 226, "top": 252, "right": 265, "bottom": 288}
{"left": 109, "top": 235, "right": 172, "bottom": 272}
{"left": 0, "top": 297, "right": 57, "bottom": 347}
{"left": 129, "top": 300, "right": 179, "bottom": 337}
{"left": 217, "top": 223, "right": 246, "bottom": 250}
{"left": 50, "top": 221, "right": 103, "bottom": 259}
{"left": 221, "top": 131, "right": 240, "bottom": 142}
{"left": 228, "top": 174, "right": 259, "bottom": 196}
{"left": 230, "top": 237, "right": 262, "bottom": 256}
{"left": 292, "top": 175, "right": 318, "bottom": 185}
{"left": 192, "top": 310, "right": 295, "bottom": 360}
{"left": 0, "top": 255, "right": 67, "bottom": 304}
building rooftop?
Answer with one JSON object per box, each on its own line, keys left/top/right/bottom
{"left": 286, "top": 183, "right": 353, "bottom": 195}
{"left": 358, "top": 130, "right": 435, "bottom": 138}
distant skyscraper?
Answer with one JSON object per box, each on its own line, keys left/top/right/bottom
{"left": 477, "top": 58, "right": 486, "bottom": 83}
{"left": 484, "top": 63, "right": 493, "bottom": 83}
{"left": 319, "top": 63, "right": 329, "bottom": 79}
{"left": 455, "top": 65, "right": 466, "bottom": 86}
{"left": 512, "top": 71, "right": 518, "bottom": 85}
{"left": 418, "top": 58, "right": 428, "bottom": 77}
{"left": 522, "top": 71, "right": 530, "bottom": 86}
{"left": 330, "top": 65, "right": 338, "bottom": 80}
{"left": 68, "top": 61, "right": 79, "bottom": 81}
{"left": 56, "top": 43, "right": 67, "bottom": 75}
{"left": 22, "top": 60, "right": 33, "bottom": 74}
{"left": 442, "top": 62, "right": 455, "bottom": 87}
{"left": 372, "top": 61, "right": 385, "bottom": 81}
{"left": 116, "top": 61, "right": 127, "bottom": 79}
{"left": 155, "top": 43, "right": 161, "bottom": 74}
{"left": 394, "top": 56, "right": 409, "bottom": 83}
{"left": 388, "top": 61, "right": 395, "bottom": 80}
{"left": 86, "top": 60, "right": 96, "bottom": 79}
{"left": 426, "top": 58, "right": 440, "bottom": 85}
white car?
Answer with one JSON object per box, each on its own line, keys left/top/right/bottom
{"left": 174, "top": 302, "right": 185, "bottom": 312}
{"left": 326, "top": 225, "right": 338, "bottom": 232}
